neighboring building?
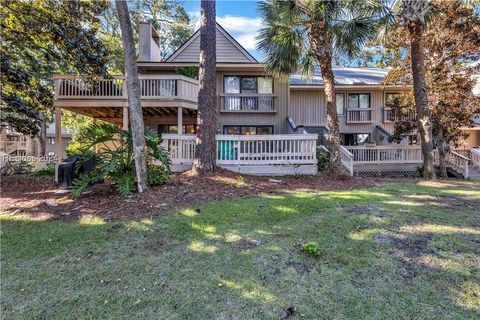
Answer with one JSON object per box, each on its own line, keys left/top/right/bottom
{"left": 45, "top": 121, "right": 72, "bottom": 159}
{"left": 0, "top": 128, "right": 34, "bottom": 156}
{"left": 0, "top": 123, "right": 71, "bottom": 158}
{"left": 52, "top": 22, "right": 479, "bottom": 178}
{"left": 460, "top": 66, "right": 480, "bottom": 150}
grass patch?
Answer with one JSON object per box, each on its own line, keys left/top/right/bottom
{"left": 1, "top": 181, "right": 479, "bottom": 319}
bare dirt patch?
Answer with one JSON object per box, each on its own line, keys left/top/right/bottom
{"left": 232, "top": 238, "right": 261, "bottom": 251}
{"left": 387, "top": 233, "right": 436, "bottom": 280}
{"left": 1, "top": 170, "right": 398, "bottom": 221}
{"left": 346, "top": 205, "right": 375, "bottom": 215}
{"left": 286, "top": 261, "right": 311, "bottom": 274}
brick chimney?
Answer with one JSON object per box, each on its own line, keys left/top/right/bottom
{"left": 138, "top": 22, "right": 161, "bottom": 62}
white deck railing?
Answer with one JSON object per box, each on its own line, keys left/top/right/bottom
{"left": 220, "top": 94, "right": 276, "bottom": 112}
{"left": 54, "top": 75, "right": 199, "bottom": 103}
{"left": 383, "top": 108, "right": 416, "bottom": 122}
{"left": 344, "top": 145, "right": 470, "bottom": 178}
{"left": 160, "top": 134, "right": 318, "bottom": 167}
{"left": 339, "top": 146, "right": 354, "bottom": 176}
{"left": 346, "top": 145, "right": 423, "bottom": 164}
{"left": 346, "top": 109, "right": 373, "bottom": 123}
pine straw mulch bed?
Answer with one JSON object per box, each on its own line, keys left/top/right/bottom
{"left": 1, "top": 169, "right": 411, "bottom": 222}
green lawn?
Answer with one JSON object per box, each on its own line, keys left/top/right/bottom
{"left": 1, "top": 181, "right": 479, "bottom": 319}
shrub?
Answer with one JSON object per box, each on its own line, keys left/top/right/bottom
{"left": 301, "top": 241, "right": 321, "bottom": 257}
{"left": 317, "top": 147, "right": 330, "bottom": 171}
{"left": 70, "top": 122, "right": 171, "bottom": 197}
{"left": 147, "top": 164, "right": 170, "bottom": 186}
{"left": 65, "top": 140, "right": 91, "bottom": 156}
{"left": 29, "top": 163, "right": 55, "bottom": 177}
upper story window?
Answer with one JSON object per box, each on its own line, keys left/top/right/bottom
{"left": 223, "top": 76, "right": 273, "bottom": 94}
{"left": 348, "top": 93, "right": 370, "bottom": 109}
{"left": 48, "top": 137, "right": 55, "bottom": 145}
{"left": 336, "top": 93, "right": 345, "bottom": 115}
{"left": 385, "top": 93, "right": 399, "bottom": 108}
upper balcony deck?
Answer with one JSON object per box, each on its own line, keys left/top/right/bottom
{"left": 53, "top": 75, "right": 199, "bottom": 109}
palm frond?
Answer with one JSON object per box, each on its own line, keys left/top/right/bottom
{"left": 256, "top": 0, "right": 308, "bottom": 77}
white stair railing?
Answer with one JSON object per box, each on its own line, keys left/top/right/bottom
{"left": 339, "top": 146, "right": 354, "bottom": 176}
{"left": 446, "top": 150, "right": 470, "bottom": 179}
{"left": 470, "top": 148, "right": 480, "bottom": 168}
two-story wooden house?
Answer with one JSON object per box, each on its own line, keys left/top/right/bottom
{"left": 53, "top": 23, "right": 479, "bottom": 178}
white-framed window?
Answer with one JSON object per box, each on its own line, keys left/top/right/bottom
{"left": 48, "top": 137, "right": 55, "bottom": 145}
{"left": 223, "top": 75, "right": 273, "bottom": 94}
{"left": 336, "top": 93, "right": 345, "bottom": 115}
{"left": 348, "top": 93, "right": 370, "bottom": 109}
{"left": 223, "top": 125, "right": 273, "bottom": 135}
{"left": 341, "top": 133, "right": 371, "bottom": 146}
{"left": 407, "top": 135, "right": 418, "bottom": 145}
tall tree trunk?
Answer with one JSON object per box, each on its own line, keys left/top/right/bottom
{"left": 192, "top": 0, "right": 216, "bottom": 175}
{"left": 116, "top": 0, "right": 148, "bottom": 192}
{"left": 408, "top": 23, "right": 435, "bottom": 179}
{"left": 437, "top": 132, "right": 447, "bottom": 178}
{"left": 38, "top": 112, "right": 47, "bottom": 155}
{"left": 307, "top": 23, "right": 342, "bottom": 173}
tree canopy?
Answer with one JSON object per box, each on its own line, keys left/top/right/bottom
{"left": 0, "top": 0, "right": 111, "bottom": 135}
{"left": 383, "top": 1, "right": 480, "bottom": 174}
{"left": 1, "top": 0, "right": 193, "bottom": 138}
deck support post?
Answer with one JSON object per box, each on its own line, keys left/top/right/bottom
{"left": 54, "top": 107, "right": 62, "bottom": 183}
{"left": 177, "top": 107, "right": 183, "bottom": 134}
{"left": 123, "top": 106, "right": 129, "bottom": 131}
{"left": 92, "top": 118, "right": 98, "bottom": 154}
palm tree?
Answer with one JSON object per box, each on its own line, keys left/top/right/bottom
{"left": 192, "top": 0, "right": 217, "bottom": 175}
{"left": 116, "top": 0, "right": 149, "bottom": 191}
{"left": 400, "top": 0, "right": 435, "bottom": 179}
{"left": 257, "top": 0, "right": 382, "bottom": 172}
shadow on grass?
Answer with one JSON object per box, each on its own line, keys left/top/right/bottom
{"left": 1, "top": 180, "right": 479, "bottom": 318}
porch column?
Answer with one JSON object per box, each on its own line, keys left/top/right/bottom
{"left": 122, "top": 106, "right": 129, "bottom": 130}
{"left": 54, "top": 107, "right": 63, "bottom": 182}
{"left": 177, "top": 107, "right": 183, "bottom": 134}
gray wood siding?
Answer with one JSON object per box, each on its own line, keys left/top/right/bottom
{"left": 289, "top": 90, "right": 326, "bottom": 126}
{"left": 170, "top": 29, "right": 253, "bottom": 63}
{"left": 216, "top": 72, "right": 289, "bottom": 134}
{"left": 290, "top": 88, "right": 400, "bottom": 135}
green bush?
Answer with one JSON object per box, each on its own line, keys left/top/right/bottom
{"left": 70, "top": 122, "right": 171, "bottom": 197}
{"left": 317, "top": 147, "right": 330, "bottom": 171}
{"left": 147, "top": 164, "right": 170, "bottom": 186}
{"left": 29, "top": 163, "right": 55, "bottom": 177}
{"left": 65, "top": 140, "right": 91, "bottom": 156}
{"left": 301, "top": 241, "right": 321, "bottom": 257}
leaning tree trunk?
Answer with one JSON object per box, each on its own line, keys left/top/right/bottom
{"left": 409, "top": 23, "right": 435, "bottom": 179}
{"left": 192, "top": 0, "right": 216, "bottom": 175}
{"left": 116, "top": 0, "right": 148, "bottom": 192}
{"left": 307, "top": 23, "right": 342, "bottom": 173}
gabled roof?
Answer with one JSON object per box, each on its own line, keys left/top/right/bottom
{"left": 165, "top": 22, "right": 258, "bottom": 63}
{"left": 290, "top": 67, "right": 391, "bottom": 86}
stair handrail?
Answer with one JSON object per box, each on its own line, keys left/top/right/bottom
{"left": 339, "top": 145, "right": 354, "bottom": 176}
{"left": 447, "top": 150, "right": 470, "bottom": 179}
